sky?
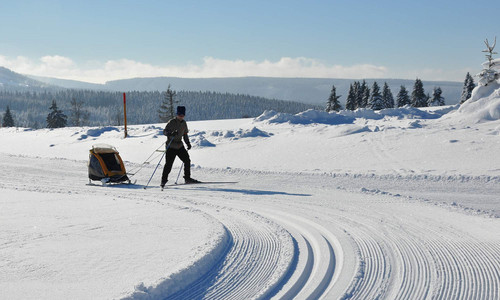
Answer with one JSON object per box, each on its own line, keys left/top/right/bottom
{"left": 0, "top": 0, "right": 499, "bottom": 83}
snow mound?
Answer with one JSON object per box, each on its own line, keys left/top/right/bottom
{"left": 211, "top": 127, "right": 272, "bottom": 140}
{"left": 79, "top": 126, "right": 119, "bottom": 140}
{"left": 190, "top": 131, "right": 216, "bottom": 148}
{"left": 449, "top": 83, "right": 500, "bottom": 123}
{"left": 255, "top": 109, "right": 355, "bottom": 125}
{"left": 236, "top": 127, "right": 272, "bottom": 138}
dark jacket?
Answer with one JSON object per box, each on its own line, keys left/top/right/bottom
{"left": 163, "top": 117, "right": 190, "bottom": 149}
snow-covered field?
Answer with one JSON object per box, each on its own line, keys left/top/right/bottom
{"left": 1, "top": 85, "right": 499, "bottom": 299}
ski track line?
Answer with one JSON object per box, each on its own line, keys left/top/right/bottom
{"left": 268, "top": 197, "right": 499, "bottom": 300}
{"left": 348, "top": 231, "right": 390, "bottom": 299}
{"left": 266, "top": 201, "right": 397, "bottom": 300}
{"left": 159, "top": 205, "right": 294, "bottom": 300}
{"left": 424, "top": 228, "right": 500, "bottom": 300}
{"left": 252, "top": 210, "right": 345, "bottom": 300}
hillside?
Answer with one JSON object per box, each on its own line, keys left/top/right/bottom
{"left": 0, "top": 67, "right": 55, "bottom": 91}
{"left": 25, "top": 72, "right": 464, "bottom": 106}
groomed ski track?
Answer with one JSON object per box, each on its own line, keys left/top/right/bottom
{"left": 1, "top": 154, "right": 499, "bottom": 299}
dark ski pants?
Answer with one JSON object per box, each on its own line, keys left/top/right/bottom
{"left": 161, "top": 147, "right": 191, "bottom": 184}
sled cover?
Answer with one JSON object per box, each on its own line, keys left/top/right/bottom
{"left": 88, "top": 144, "right": 129, "bottom": 183}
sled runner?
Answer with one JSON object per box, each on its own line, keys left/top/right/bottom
{"left": 88, "top": 144, "right": 130, "bottom": 185}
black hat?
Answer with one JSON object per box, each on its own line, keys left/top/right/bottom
{"left": 177, "top": 106, "right": 186, "bottom": 116}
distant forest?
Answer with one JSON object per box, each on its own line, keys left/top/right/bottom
{"left": 0, "top": 89, "right": 319, "bottom": 128}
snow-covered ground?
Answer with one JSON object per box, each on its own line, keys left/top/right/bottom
{"left": 1, "top": 85, "right": 499, "bottom": 299}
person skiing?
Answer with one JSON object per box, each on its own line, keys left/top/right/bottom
{"left": 160, "top": 106, "right": 199, "bottom": 188}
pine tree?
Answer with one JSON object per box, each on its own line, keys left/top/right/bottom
{"left": 428, "top": 87, "right": 445, "bottom": 106}
{"left": 46, "top": 100, "right": 67, "bottom": 128}
{"left": 369, "top": 82, "right": 384, "bottom": 110}
{"left": 345, "top": 84, "right": 357, "bottom": 110}
{"left": 353, "top": 81, "right": 361, "bottom": 109}
{"left": 460, "top": 72, "right": 476, "bottom": 104}
{"left": 359, "top": 80, "right": 369, "bottom": 108}
{"left": 396, "top": 86, "right": 411, "bottom": 107}
{"left": 70, "top": 98, "right": 90, "bottom": 126}
{"left": 411, "top": 78, "right": 427, "bottom": 107}
{"left": 158, "top": 84, "right": 178, "bottom": 122}
{"left": 2, "top": 106, "right": 15, "bottom": 127}
{"left": 381, "top": 82, "right": 394, "bottom": 109}
{"left": 326, "top": 84, "right": 342, "bottom": 112}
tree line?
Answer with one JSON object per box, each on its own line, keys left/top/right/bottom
{"left": 0, "top": 88, "right": 319, "bottom": 128}
{"left": 326, "top": 73, "right": 476, "bottom": 112}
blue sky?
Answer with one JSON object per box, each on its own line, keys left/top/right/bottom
{"left": 0, "top": 0, "right": 498, "bottom": 82}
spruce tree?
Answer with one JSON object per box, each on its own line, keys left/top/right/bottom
{"left": 360, "top": 80, "right": 370, "bottom": 108}
{"left": 369, "top": 82, "right": 384, "bottom": 110}
{"left": 460, "top": 72, "right": 476, "bottom": 104}
{"left": 158, "top": 84, "right": 178, "bottom": 122}
{"left": 353, "top": 81, "right": 361, "bottom": 109}
{"left": 428, "top": 87, "right": 445, "bottom": 106}
{"left": 396, "top": 86, "right": 411, "bottom": 107}
{"left": 345, "top": 84, "right": 357, "bottom": 110}
{"left": 2, "top": 106, "right": 15, "bottom": 127}
{"left": 381, "top": 82, "right": 394, "bottom": 109}
{"left": 46, "top": 100, "right": 67, "bottom": 128}
{"left": 326, "top": 84, "right": 342, "bottom": 112}
{"left": 411, "top": 78, "right": 427, "bottom": 107}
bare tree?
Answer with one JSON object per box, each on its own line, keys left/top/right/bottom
{"left": 477, "top": 37, "right": 499, "bottom": 86}
{"left": 483, "top": 37, "right": 497, "bottom": 69}
{"left": 70, "top": 98, "right": 90, "bottom": 126}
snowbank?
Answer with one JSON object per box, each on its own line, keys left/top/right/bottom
{"left": 447, "top": 82, "right": 500, "bottom": 123}
{"left": 124, "top": 226, "right": 231, "bottom": 300}
{"left": 255, "top": 106, "right": 451, "bottom": 126}
{"left": 342, "top": 106, "right": 450, "bottom": 120}
{"left": 255, "top": 109, "right": 355, "bottom": 125}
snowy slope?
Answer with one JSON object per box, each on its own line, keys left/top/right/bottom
{"left": 1, "top": 85, "right": 499, "bottom": 299}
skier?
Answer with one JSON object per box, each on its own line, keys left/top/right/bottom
{"left": 161, "top": 106, "right": 199, "bottom": 188}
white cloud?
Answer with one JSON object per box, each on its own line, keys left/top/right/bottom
{"left": 0, "top": 54, "right": 391, "bottom": 83}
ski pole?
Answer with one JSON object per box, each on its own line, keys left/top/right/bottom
{"left": 128, "top": 141, "right": 166, "bottom": 177}
{"left": 175, "top": 162, "right": 184, "bottom": 184}
{"left": 144, "top": 139, "right": 173, "bottom": 189}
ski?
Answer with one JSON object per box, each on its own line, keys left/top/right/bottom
{"left": 167, "top": 181, "right": 238, "bottom": 187}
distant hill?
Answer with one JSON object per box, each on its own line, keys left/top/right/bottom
{"left": 0, "top": 67, "right": 55, "bottom": 90}
{"left": 28, "top": 75, "right": 104, "bottom": 90}
{"left": 103, "top": 77, "right": 464, "bottom": 105}
{"left": 0, "top": 66, "right": 463, "bottom": 105}
{"left": 29, "top": 74, "right": 464, "bottom": 105}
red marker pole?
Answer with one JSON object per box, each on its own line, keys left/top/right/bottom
{"left": 123, "top": 93, "right": 128, "bottom": 138}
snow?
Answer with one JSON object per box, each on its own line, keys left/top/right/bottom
{"left": 453, "top": 83, "right": 500, "bottom": 122}
{"left": 0, "top": 187, "right": 226, "bottom": 299}
{"left": 1, "top": 85, "right": 500, "bottom": 299}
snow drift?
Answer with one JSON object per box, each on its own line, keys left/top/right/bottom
{"left": 447, "top": 82, "right": 500, "bottom": 123}
{"left": 255, "top": 106, "right": 454, "bottom": 126}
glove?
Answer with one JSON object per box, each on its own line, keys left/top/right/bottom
{"left": 186, "top": 143, "right": 192, "bottom": 150}
{"left": 169, "top": 130, "right": 178, "bottom": 137}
